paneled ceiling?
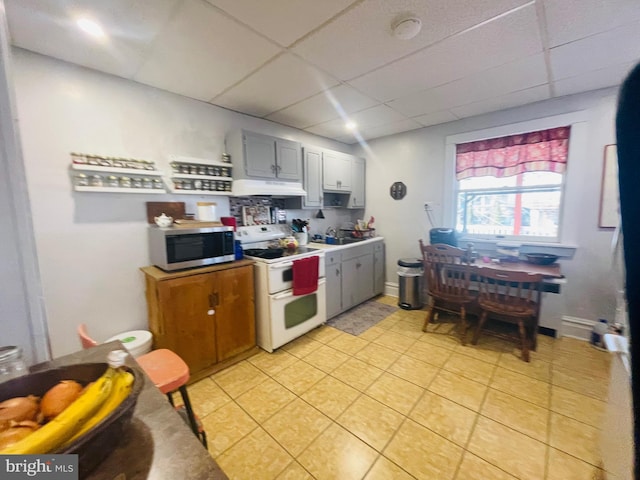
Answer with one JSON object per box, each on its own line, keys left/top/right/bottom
{"left": 6, "top": 0, "right": 640, "bottom": 144}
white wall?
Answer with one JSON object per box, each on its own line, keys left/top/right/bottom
{"left": 0, "top": 9, "right": 49, "bottom": 365}
{"left": 357, "top": 88, "right": 621, "bottom": 330}
{"left": 11, "top": 48, "right": 354, "bottom": 357}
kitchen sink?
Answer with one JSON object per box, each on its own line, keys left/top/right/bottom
{"left": 312, "top": 237, "right": 365, "bottom": 245}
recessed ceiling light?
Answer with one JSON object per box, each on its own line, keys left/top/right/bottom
{"left": 76, "top": 18, "right": 105, "bottom": 38}
{"left": 392, "top": 16, "right": 422, "bottom": 40}
{"left": 345, "top": 121, "right": 357, "bottom": 131}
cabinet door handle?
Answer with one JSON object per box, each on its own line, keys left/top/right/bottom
{"left": 209, "top": 293, "right": 219, "bottom": 307}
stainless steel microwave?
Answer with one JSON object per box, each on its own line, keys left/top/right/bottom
{"left": 149, "top": 226, "right": 235, "bottom": 271}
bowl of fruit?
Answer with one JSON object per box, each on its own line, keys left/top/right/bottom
{"left": 0, "top": 351, "right": 143, "bottom": 475}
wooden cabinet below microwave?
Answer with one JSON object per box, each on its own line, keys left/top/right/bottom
{"left": 141, "top": 260, "right": 256, "bottom": 382}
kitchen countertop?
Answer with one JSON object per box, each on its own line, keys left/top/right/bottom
{"left": 308, "top": 236, "right": 384, "bottom": 252}
{"left": 30, "top": 342, "right": 228, "bottom": 480}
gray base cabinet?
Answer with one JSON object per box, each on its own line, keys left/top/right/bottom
{"left": 373, "top": 242, "right": 385, "bottom": 295}
{"left": 325, "top": 241, "right": 384, "bottom": 319}
{"left": 325, "top": 252, "right": 342, "bottom": 319}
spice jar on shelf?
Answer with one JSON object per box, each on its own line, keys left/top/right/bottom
{"left": 142, "top": 177, "right": 153, "bottom": 189}
{"left": 90, "top": 174, "right": 103, "bottom": 187}
{"left": 153, "top": 178, "right": 164, "bottom": 189}
{"left": 106, "top": 175, "right": 119, "bottom": 187}
{"left": 119, "top": 176, "right": 131, "bottom": 188}
{"left": 71, "top": 152, "right": 87, "bottom": 164}
{"left": 132, "top": 177, "right": 143, "bottom": 188}
{"left": 74, "top": 173, "right": 89, "bottom": 186}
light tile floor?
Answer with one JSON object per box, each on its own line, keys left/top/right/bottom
{"left": 188, "top": 296, "right": 610, "bottom": 479}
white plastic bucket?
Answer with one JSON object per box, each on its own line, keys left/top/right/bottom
{"left": 105, "top": 330, "right": 153, "bottom": 358}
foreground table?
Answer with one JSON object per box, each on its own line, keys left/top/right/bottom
{"left": 31, "top": 341, "right": 228, "bottom": 480}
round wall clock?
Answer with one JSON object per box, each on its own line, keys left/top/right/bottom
{"left": 390, "top": 181, "right": 407, "bottom": 200}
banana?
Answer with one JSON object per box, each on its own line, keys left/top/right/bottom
{"left": 0, "top": 367, "right": 115, "bottom": 454}
{"left": 61, "top": 369, "right": 133, "bottom": 447}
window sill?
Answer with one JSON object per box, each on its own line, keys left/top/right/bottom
{"left": 458, "top": 236, "right": 577, "bottom": 258}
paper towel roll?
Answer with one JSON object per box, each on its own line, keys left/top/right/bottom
{"left": 197, "top": 202, "right": 217, "bottom": 221}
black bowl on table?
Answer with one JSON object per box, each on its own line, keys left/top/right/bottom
{"left": 0, "top": 362, "right": 144, "bottom": 476}
{"left": 525, "top": 253, "right": 559, "bottom": 265}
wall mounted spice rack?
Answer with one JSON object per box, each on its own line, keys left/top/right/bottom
{"left": 70, "top": 153, "right": 166, "bottom": 194}
{"left": 168, "top": 155, "right": 233, "bottom": 195}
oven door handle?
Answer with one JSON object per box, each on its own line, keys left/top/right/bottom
{"left": 270, "top": 261, "right": 294, "bottom": 269}
{"left": 272, "top": 278, "right": 326, "bottom": 300}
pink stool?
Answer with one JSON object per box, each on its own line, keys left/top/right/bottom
{"left": 77, "top": 325, "right": 206, "bottom": 447}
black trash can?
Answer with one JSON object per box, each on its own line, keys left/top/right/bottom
{"left": 398, "top": 258, "right": 423, "bottom": 310}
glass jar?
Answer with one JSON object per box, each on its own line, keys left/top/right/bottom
{"left": 106, "top": 175, "right": 119, "bottom": 187}
{"left": 98, "top": 156, "right": 112, "bottom": 167}
{"left": 174, "top": 180, "right": 183, "bottom": 190}
{"left": 71, "top": 152, "right": 87, "bottom": 164}
{"left": 112, "top": 158, "right": 124, "bottom": 168}
{"left": 0, "top": 346, "right": 27, "bottom": 381}
{"left": 153, "top": 178, "right": 164, "bottom": 189}
{"left": 221, "top": 167, "right": 230, "bottom": 177}
{"left": 198, "top": 166, "right": 206, "bottom": 175}
{"left": 189, "top": 165, "right": 198, "bottom": 175}
{"left": 225, "top": 182, "right": 232, "bottom": 192}
{"left": 179, "top": 164, "right": 190, "bottom": 174}
{"left": 194, "top": 180, "right": 203, "bottom": 190}
{"left": 132, "top": 177, "right": 143, "bottom": 188}
{"left": 183, "top": 180, "right": 193, "bottom": 190}
{"left": 90, "top": 174, "right": 103, "bottom": 187}
{"left": 222, "top": 153, "right": 231, "bottom": 163}
{"left": 144, "top": 161, "right": 155, "bottom": 171}
{"left": 87, "top": 155, "right": 100, "bottom": 166}
{"left": 213, "top": 167, "right": 220, "bottom": 177}
{"left": 207, "top": 166, "right": 215, "bottom": 176}
{"left": 217, "top": 181, "right": 224, "bottom": 191}
{"left": 202, "top": 180, "right": 211, "bottom": 191}
{"left": 74, "top": 173, "right": 89, "bottom": 186}
{"left": 119, "top": 176, "right": 131, "bottom": 188}
{"left": 142, "top": 177, "right": 153, "bottom": 189}
{"left": 171, "top": 162, "right": 180, "bottom": 173}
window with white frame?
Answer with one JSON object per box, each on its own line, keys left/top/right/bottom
{"left": 454, "top": 126, "right": 570, "bottom": 242}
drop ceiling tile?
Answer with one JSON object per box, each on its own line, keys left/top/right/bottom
{"left": 349, "top": 3, "right": 541, "bottom": 102}
{"left": 304, "top": 121, "right": 355, "bottom": 143}
{"left": 389, "top": 53, "right": 548, "bottom": 117}
{"left": 544, "top": 0, "right": 640, "bottom": 47}
{"left": 266, "top": 84, "right": 379, "bottom": 129}
{"left": 6, "top": 0, "right": 180, "bottom": 78}
{"left": 212, "top": 53, "right": 339, "bottom": 117}
{"left": 358, "top": 118, "right": 423, "bottom": 140}
{"left": 554, "top": 62, "right": 635, "bottom": 97}
{"left": 293, "top": 0, "right": 531, "bottom": 80}
{"left": 348, "top": 104, "right": 409, "bottom": 129}
{"left": 413, "top": 110, "right": 459, "bottom": 127}
{"left": 205, "top": 0, "right": 355, "bottom": 46}
{"left": 134, "top": 1, "right": 280, "bottom": 101}
{"left": 450, "top": 84, "right": 550, "bottom": 118}
{"left": 549, "top": 21, "right": 640, "bottom": 81}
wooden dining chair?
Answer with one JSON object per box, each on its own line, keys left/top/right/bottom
{"left": 419, "top": 240, "right": 475, "bottom": 343}
{"left": 471, "top": 269, "right": 543, "bottom": 362}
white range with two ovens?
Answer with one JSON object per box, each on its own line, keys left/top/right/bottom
{"left": 237, "top": 225, "right": 326, "bottom": 352}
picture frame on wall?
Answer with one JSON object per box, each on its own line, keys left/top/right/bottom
{"left": 599, "top": 144, "right": 620, "bottom": 229}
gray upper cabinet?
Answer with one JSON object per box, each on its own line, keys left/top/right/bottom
{"left": 226, "top": 130, "right": 301, "bottom": 182}
{"left": 322, "top": 150, "right": 351, "bottom": 192}
{"left": 302, "top": 145, "right": 322, "bottom": 208}
{"left": 276, "top": 138, "right": 302, "bottom": 180}
{"left": 349, "top": 157, "right": 365, "bottom": 208}
{"left": 244, "top": 131, "right": 277, "bottom": 178}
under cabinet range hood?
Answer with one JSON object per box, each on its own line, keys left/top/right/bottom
{"left": 232, "top": 178, "right": 306, "bottom": 197}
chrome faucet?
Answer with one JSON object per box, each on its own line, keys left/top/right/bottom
{"left": 326, "top": 226, "right": 337, "bottom": 237}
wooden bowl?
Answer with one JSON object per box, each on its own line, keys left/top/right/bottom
{"left": 0, "top": 363, "right": 144, "bottom": 476}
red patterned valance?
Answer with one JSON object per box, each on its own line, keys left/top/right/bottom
{"left": 455, "top": 126, "right": 571, "bottom": 180}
